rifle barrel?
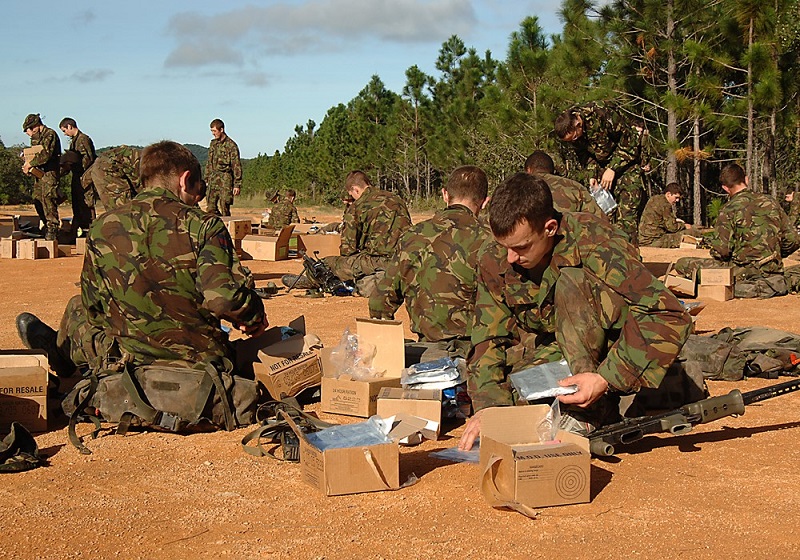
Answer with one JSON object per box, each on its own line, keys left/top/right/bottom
{"left": 741, "top": 377, "right": 800, "bottom": 406}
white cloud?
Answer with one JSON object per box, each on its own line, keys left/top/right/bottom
{"left": 164, "top": 0, "right": 476, "bottom": 67}
{"left": 70, "top": 69, "right": 114, "bottom": 83}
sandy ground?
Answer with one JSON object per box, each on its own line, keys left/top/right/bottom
{"left": 1, "top": 206, "right": 799, "bottom": 560}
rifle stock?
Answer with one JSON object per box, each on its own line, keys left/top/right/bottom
{"left": 589, "top": 378, "right": 800, "bottom": 456}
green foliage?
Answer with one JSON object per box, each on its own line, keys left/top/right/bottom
{"left": 706, "top": 197, "right": 726, "bottom": 226}
{"left": 0, "top": 139, "right": 34, "bottom": 205}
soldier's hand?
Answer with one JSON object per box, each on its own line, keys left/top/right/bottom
{"left": 233, "top": 187, "right": 241, "bottom": 196}
{"left": 22, "top": 162, "right": 31, "bottom": 175}
{"left": 557, "top": 372, "right": 608, "bottom": 408}
{"left": 458, "top": 409, "right": 484, "bottom": 451}
{"left": 600, "top": 168, "right": 616, "bottom": 189}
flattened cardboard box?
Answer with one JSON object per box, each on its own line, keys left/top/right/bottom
{"left": 355, "top": 318, "right": 405, "bottom": 379}
{"left": 377, "top": 387, "right": 442, "bottom": 440}
{"left": 298, "top": 233, "right": 341, "bottom": 258}
{"left": 235, "top": 316, "right": 321, "bottom": 399}
{"left": 480, "top": 405, "right": 590, "bottom": 511}
{"left": 700, "top": 267, "right": 733, "bottom": 286}
{"left": 0, "top": 352, "right": 49, "bottom": 433}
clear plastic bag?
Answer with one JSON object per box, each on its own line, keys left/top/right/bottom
{"left": 305, "top": 415, "right": 391, "bottom": 451}
{"left": 591, "top": 185, "right": 618, "bottom": 214}
{"left": 326, "top": 328, "right": 384, "bottom": 380}
{"left": 536, "top": 399, "right": 562, "bottom": 443}
{"left": 401, "top": 356, "right": 464, "bottom": 388}
{"left": 509, "top": 359, "right": 578, "bottom": 401}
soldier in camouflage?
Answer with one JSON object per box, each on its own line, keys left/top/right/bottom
{"left": 323, "top": 170, "right": 412, "bottom": 298}
{"left": 524, "top": 150, "right": 606, "bottom": 218}
{"left": 675, "top": 164, "right": 800, "bottom": 298}
{"left": 785, "top": 190, "right": 800, "bottom": 232}
{"left": 369, "top": 166, "right": 489, "bottom": 360}
{"left": 458, "top": 173, "right": 691, "bottom": 451}
{"left": 205, "top": 119, "right": 243, "bottom": 217}
{"left": 555, "top": 102, "right": 647, "bottom": 245}
{"left": 16, "top": 141, "right": 267, "bottom": 376}
{"left": 266, "top": 189, "right": 300, "bottom": 229}
{"left": 21, "top": 114, "right": 61, "bottom": 241}
{"left": 638, "top": 183, "right": 694, "bottom": 248}
{"left": 59, "top": 118, "right": 97, "bottom": 233}
{"left": 85, "top": 145, "right": 141, "bottom": 211}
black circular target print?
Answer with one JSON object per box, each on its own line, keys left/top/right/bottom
{"left": 555, "top": 465, "right": 587, "bottom": 499}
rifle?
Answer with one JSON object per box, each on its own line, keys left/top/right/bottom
{"left": 288, "top": 250, "right": 352, "bottom": 296}
{"left": 589, "top": 378, "right": 800, "bottom": 456}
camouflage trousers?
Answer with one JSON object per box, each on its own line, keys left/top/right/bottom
{"left": 206, "top": 175, "right": 234, "bottom": 217}
{"left": 33, "top": 171, "right": 60, "bottom": 238}
{"left": 674, "top": 257, "right": 788, "bottom": 298}
{"left": 56, "top": 295, "right": 116, "bottom": 373}
{"left": 323, "top": 254, "right": 388, "bottom": 298}
{"left": 91, "top": 160, "right": 136, "bottom": 212}
{"left": 641, "top": 231, "right": 683, "bottom": 248}
{"left": 610, "top": 171, "right": 643, "bottom": 247}
{"left": 70, "top": 174, "right": 93, "bottom": 232}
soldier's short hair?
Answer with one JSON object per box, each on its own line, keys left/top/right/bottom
{"left": 210, "top": 118, "right": 225, "bottom": 131}
{"left": 445, "top": 165, "right": 488, "bottom": 205}
{"left": 140, "top": 141, "right": 202, "bottom": 190}
{"left": 285, "top": 189, "right": 296, "bottom": 198}
{"left": 524, "top": 151, "right": 555, "bottom": 174}
{"left": 345, "top": 170, "right": 372, "bottom": 191}
{"left": 490, "top": 173, "right": 554, "bottom": 238}
{"left": 664, "top": 182, "right": 682, "bottom": 196}
{"left": 719, "top": 163, "right": 746, "bottom": 188}
{"left": 554, "top": 109, "right": 580, "bottom": 139}
{"left": 59, "top": 117, "right": 78, "bottom": 129}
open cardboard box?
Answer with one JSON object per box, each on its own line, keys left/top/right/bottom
{"left": 0, "top": 351, "right": 49, "bottom": 433}
{"left": 298, "top": 233, "right": 341, "bottom": 258}
{"left": 235, "top": 316, "right": 322, "bottom": 399}
{"left": 479, "top": 405, "right": 591, "bottom": 514}
{"left": 663, "top": 262, "right": 696, "bottom": 298}
{"left": 284, "top": 411, "right": 425, "bottom": 496}
{"left": 377, "top": 387, "right": 441, "bottom": 440}
{"left": 240, "top": 225, "right": 295, "bottom": 261}
{"left": 320, "top": 319, "right": 405, "bottom": 417}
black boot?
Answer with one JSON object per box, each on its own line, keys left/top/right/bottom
{"left": 281, "top": 274, "right": 318, "bottom": 290}
{"left": 15, "top": 313, "right": 76, "bottom": 377}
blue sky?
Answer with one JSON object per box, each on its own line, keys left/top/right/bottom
{"left": 3, "top": 1, "right": 566, "bottom": 158}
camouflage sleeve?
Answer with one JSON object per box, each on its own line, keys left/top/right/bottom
{"left": 80, "top": 243, "right": 108, "bottom": 331}
{"left": 196, "top": 216, "right": 264, "bottom": 328}
{"left": 777, "top": 204, "right": 800, "bottom": 257}
{"left": 75, "top": 134, "right": 96, "bottom": 170}
{"left": 467, "top": 245, "right": 518, "bottom": 411}
{"left": 661, "top": 203, "right": 685, "bottom": 234}
{"left": 290, "top": 204, "right": 299, "bottom": 224}
{"left": 339, "top": 203, "right": 359, "bottom": 256}
{"left": 579, "top": 237, "right": 692, "bottom": 391}
{"left": 606, "top": 111, "right": 641, "bottom": 172}
{"left": 231, "top": 141, "right": 243, "bottom": 191}
{"left": 367, "top": 244, "right": 406, "bottom": 320}
{"left": 708, "top": 204, "right": 734, "bottom": 260}
{"left": 205, "top": 142, "right": 214, "bottom": 179}
{"left": 30, "top": 129, "right": 57, "bottom": 167}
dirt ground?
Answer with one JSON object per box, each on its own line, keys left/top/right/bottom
{"left": 1, "top": 205, "right": 799, "bottom": 560}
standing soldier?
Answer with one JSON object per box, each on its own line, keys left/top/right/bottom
{"left": 205, "top": 119, "right": 242, "bottom": 216}
{"left": 21, "top": 114, "right": 61, "bottom": 241}
{"left": 59, "top": 118, "right": 97, "bottom": 234}
{"left": 85, "top": 145, "right": 141, "bottom": 211}
{"left": 555, "top": 101, "right": 647, "bottom": 245}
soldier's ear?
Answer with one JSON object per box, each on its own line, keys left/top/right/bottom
{"left": 442, "top": 188, "right": 449, "bottom": 205}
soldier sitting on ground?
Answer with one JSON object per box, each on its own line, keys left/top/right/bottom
{"left": 458, "top": 173, "right": 692, "bottom": 451}
{"left": 638, "top": 182, "right": 698, "bottom": 248}
{"left": 265, "top": 189, "right": 300, "bottom": 230}
{"left": 369, "top": 165, "right": 489, "bottom": 363}
{"left": 674, "top": 163, "right": 800, "bottom": 298}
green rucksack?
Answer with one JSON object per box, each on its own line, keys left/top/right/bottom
{"left": 62, "top": 357, "right": 258, "bottom": 454}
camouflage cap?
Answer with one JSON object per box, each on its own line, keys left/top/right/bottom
{"left": 267, "top": 190, "right": 280, "bottom": 203}
{"left": 22, "top": 113, "right": 42, "bottom": 131}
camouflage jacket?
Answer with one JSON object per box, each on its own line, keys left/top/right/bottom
{"left": 369, "top": 204, "right": 489, "bottom": 342}
{"left": 706, "top": 189, "right": 800, "bottom": 276}
{"left": 534, "top": 172, "right": 606, "bottom": 218}
{"left": 100, "top": 146, "right": 141, "bottom": 181}
{"left": 81, "top": 186, "right": 264, "bottom": 367}
{"left": 787, "top": 191, "right": 800, "bottom": 228}
{"left": 205, "top": 135, "right": 243, "bottom": 191}
{"left": 29, "top": 126, "right": 61, "bottom": 172}
{"left": 70, "top": 130, "right": 97, "bottom": 174}
{"left": 267, "top": 198, "right": 299, "bottom": 228}
{"left": 564, "top": 101, "right": 644, "bottom": 183}
{"left": 469, "top": 212, "right": 691, "bottom": 411}
{"left": 638, "top": 194, "right": 683, "bottom": 246}
{"left": 340, "top": 186, "right": 412, "bottom": 257}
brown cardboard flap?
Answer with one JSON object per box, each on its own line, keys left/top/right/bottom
{"left": 480, "top": 453, "right": 539, "bottom": 519}
{"left": 355, "top": 318, "right": 405, "bottom": 378}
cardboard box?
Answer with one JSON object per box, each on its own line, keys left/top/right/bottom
{"left": 679, "top": 234, "right": 699, "bottom": 249}
{"left": 220, "top": 217, "right": 252, "bottom": 241}
{"left": 663, "top": 262, "right": 696, "bottom": 297}
{"left": 298, "top": 233, "right": 341, "bottom": 258}
{"left": 21, "top": 145, "right": 43, "bottom": 165}
{"left": 321, "top": 374, "right": 402, "bottom": 418}
{"left": 75, "top": 237, "right": 87, "bottom": 255}
{"left": 235, "top": 316, "right": 322, "bottom": 399}
{"left": 285, "top": 412, "right": 425, "bottom": 496}
{"left": 35, "top": 239, "right": 58, "bottom": 259}
{"left": 0, "top": 352, "right": 49, "bottom": 433}
{"left": 240, "top": 225, "right": 295, "bottom": 261}
{"left": 355, "top": 318, "right": 405, "bottom": 378}
{"left": 1, "top": 238, "right": 16, "bottom": 259}
{"left": 15, "top": 239, "right": 38, "bottom": 260}
{"left": 0, "top": 216, "right": 20, "bottom": 238}
{"left": 697, "top": 284, "right": 733, "bottom": 302}
{"left": 377, "top": 387, "right": 442, "bottom": 440}
{"left": 700, "top": 267, "right": 733, "bottom": 286}
{"left": 480, "top": 405, "right": 591, "bottom": 512}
